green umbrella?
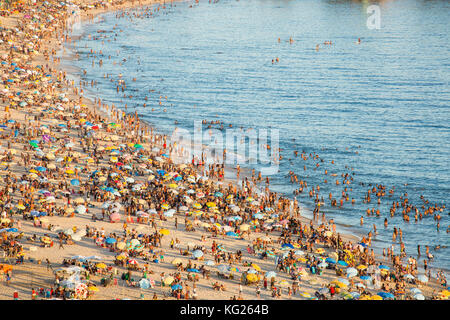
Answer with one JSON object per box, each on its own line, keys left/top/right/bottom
{"left": 29, "top": 141, "right": 39, "bottom": 148}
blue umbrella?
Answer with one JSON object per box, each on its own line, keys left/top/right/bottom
{"left": 282, "top": 243, "right": 294, "bottom": 249}
{"left": 171, "top": 284, "right": 183, "bottom": 290}
{"left": 325, "top": 258, "right": 336, "bottom": 264}
{"left": 377, "top": 292, "right": 395, "bottom": 299}
{"left": 378, "top": 265, "right": 390, "bottom": 270}
{"left": 226, "top": 232, "right": 239, "bottom": 237}
{"left": 105, "top": 238, "right": 117, "bottom": 244}
{"left": 214, "top": 192, "right": 223, "bottom": 197}
{"left": 70, "top": 179, "right": 80, "bottom": 186}
{"left": 35, "top": 166, "right": 47, "bottom": 172}
{"left": 38, "top": 212, "right": 47, "bottom": 217}
{"left": 187, "top": 268, "right": 200, "bottom": 273}
{"left": 337, "top": 260, "right": 349, "bottom": 267}
{"left": 6, "top": 228, "right": 18, "bottom": 232}
{"left": 157, "top": 170, "right": 166, "bottom": 176}
{"left": 30, "top": 210, "right": 40, "bottom": 216}
{"left": 360, "top": 275, "right": 371, "bottom": 280}
{"left": 173, "top": 176, "right": 182, "bottom": 181}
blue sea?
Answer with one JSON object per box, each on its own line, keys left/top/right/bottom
{"left": 64, "top": 0, "right": 450, "bottom": 275}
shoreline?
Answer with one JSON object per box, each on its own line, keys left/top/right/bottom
{"left": 0, "top": 0, "right": 447, "bottom": 301}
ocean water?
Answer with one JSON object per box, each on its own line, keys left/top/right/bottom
{"left": 65, "top": 0, "right": 450, "bottom": 274}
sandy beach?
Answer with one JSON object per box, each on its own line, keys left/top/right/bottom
{"left": 0, "top": 0, "right": 448, "bottom": 301}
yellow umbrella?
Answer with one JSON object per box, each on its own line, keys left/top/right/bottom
{"left": 164, "top": 276, "right": 175, "bottom": 285}
{"left": 29, "top": 169, "right": 39, "bottom": 174}
{"left": 29, "top": 173, "right": 38, "bottom": 179}
{"left": 117, "top": 242, "right": 126, "bottom": 250}
{"left": 239, "top": 224, "right": 250, "bottom": 231}
{"left": 88, "top": 286, "right": 99, "bottom": 292}
{"left": 96, "top": 263, "right": 107, "bottom": 269}
{"left": 16, "top": 204, "right": 26, "bottom": 210}
{"left": 315, "top": 248, "right": 325, "bottom": 254}
{"left": 65, "top": 169, "right": 75, "bottom": 174}
{"left": 357, "top": 265, "right": 367, "bottom": 270}
{"left": 171, "top": 258, "right": 182, "bottom": 265}
{"left": 371, "top": 295, "right": 383, "bottom": 300}
{"left": 331, "top": 280, "right": 348, "bottom": 289}
{"left": 251, "top": 264, "right": 261, "bottom": 272}
{"left": 246, "top": 273, "right": 258, "bottom": 283}
{"left": 441, "top": 290, "right": 450, "bottom": 297}
{"left": 168, "top": 183, "right": 178, "bottom": 189}
{"left": 206, "top": 202, "right": 216, "bottom": 208}
{"left": 159, "top": 229, "right": 170, "bottom": 236}
{"left": 300, "top": 292, "right": 312, "bottom": 298}
{"left": 192, "top": 203, "right": 202, "bottom": 209}
{"left": 66, "top": 207, "right": 74, "bottom": 214}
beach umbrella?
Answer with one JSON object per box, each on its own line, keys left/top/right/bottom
{"left": 164, "top": 276, "right": 175, "bottom": 286}
{"left": 337, "top": 260, "right": 349, "bottom": 267}
{"left": 88, "top": 286, "right": 99, "bottom": 292}
{"left": 110, "top": 212, "right": 121, "bottom": 222}
{"left": 127, "top": 259, "right": 138, "bottom": 265}
{"left": 217, "top": 265, "right": 229, "bottom": 273}
{"left": 251, "top": 264, "right": 262, "bottom": 272}
{"left": 171, "top": 258, "right": 183, "bottom": 265}
{"left": 404, "top": 274, "right": 415, "bottom": 281}
{"left": 414, "top": 294, "right": 425, "bottom": 300}
{"left": 70, "top": 179, "right": 80, "bottom": 186}
{"left": 417, "top": 275, "right": 428, "bottom": 283}
{"left": 116, "top": 242, "right": 126, "bottom": 250}
{"left": 130, "top": 239, "right": 140, "bottom": 248}
{"left": 75, "top": 205, "right": 86, "bottom": 214}
{"left": 246, "top": 273, "right": 258, "bottom": 283}
{"left": 253, "top": 213, "right": 264, "bottom": 219}
{"left": 266, "top": 271, "right": 277, "bottom": 278}
{"left": 355, "top": 266, "right": 367, "bottom": 272}
{"left": 96, "top": 263, "right": 107, "bottom": 269}
{"left": 300, "top": 292, "right": 312, "bottom": 299}
{"left": 378, "top": 265, "right": 390, "bottom": 270}
{"left": 410, "top": 288, "right": 422, "bottom": 294}
{"left": 159, "top": 229, "right": 170, "bottom": 236}
{"left": 282, "top": 243, "right": 294, "bottom": 249}
{"left": 192, "top": 250, "right": 203, "bottom": 258}
{"left": 139, "top": 279, "right": 150, "bottom": 289}
{"left": 105, "top": 238, "right": 116, "bottom": 244}
{"left": 205, "top": 260, "right": 215, "bottom": 266}
{"left": 239, "top": 224, "right": 250, "bottom": 231}
{"left": 226, "top": 232, "right": 239, "bottom": 237}
{"left": 377, "top": 292, "right": 395, "bottom": 300}
{"left": 325, "top": 258, "right": 336, "bottom": 264}
{"left": 360, "top": 275, "right": 371, "bottom": 281}
{"left": 315, "top": 248, "right": 325, "bottom": 255}
{"left": 346, "top": 267, "right": 358, "bottom": 277}
{"left": 171, "top": 284, "right": 183, "bottom": 291}
{"left": 371, "top": 295, "right": 383, "bottom": 300}
{"left": 229, "top": 266, "right": 241, "bottom": 273}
